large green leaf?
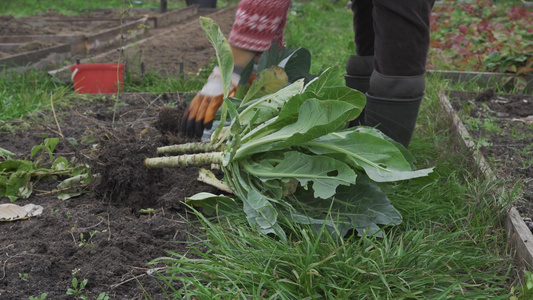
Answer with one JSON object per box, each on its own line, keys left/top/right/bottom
{"left": 199, "top": 17, "right": 233, "bottom": 97}
{"left": 199, "top": 17, "right": 233, "bottom": 144}
{"left": 238, "top": 92, "right": 308, "bottom": 145}
{"left": 185, "top": 192, "right": 239, "bottom": 215}
{"left": 353, "top": 126, "right": 416, "bottom": 168}
{"left": 235, "top": 98, "right": 360, "bottom": 159}
{"left": 306, "top": 131, "right": 434, "bottom": 182}
{"left": 314, "top": 86, "right": 366, "bottom": 109}
{"left": 243, "top": 189, "right": 281, "bottom": 232}
{"left": 237, "top": 66, "right": 361, "bottom": 146}
{"left": 303, "top": 66, "right": 344, "bottom": 95}
{"left": 286, "top": 175, "right": 402, "bottom": 237}
{"left": 238, "top": 83, "right": 365, "bottom": 147}
{"left": 238, "top": 79, "right": 304, "bottom": 127}
{"left": 228, "top": 167, "right": 287, "bottom": 241}
{"left": 242, "top": 151, "right": 356, "bottom": 199}
{"left": 277, "top": 47, "right": 315, "bottom": 83}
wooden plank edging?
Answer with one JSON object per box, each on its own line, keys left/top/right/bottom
{"left": 506, "top": 207, "right": 533, "bottom": 268}
{"left": 48, "top": 6, "right": 236, "bottom": 79}
{"left": 0, "top": 43, "right": 71, "bottom": 71}
{"left": 429, "top": 70, "right": 533, "bottom": 92}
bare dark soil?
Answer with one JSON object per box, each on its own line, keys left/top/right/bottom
{"left": 0, "top": 6, "right": 237, "bottom": 300}
{"left": 448, "top": 89, "right": 533, "bottom": 219}
{"left": 0, "top": 93, "right": 220, "bottom": 299}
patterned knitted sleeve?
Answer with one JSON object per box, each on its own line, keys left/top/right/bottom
{"left": 228, "top": 0, "right": 292, "bottom": 52}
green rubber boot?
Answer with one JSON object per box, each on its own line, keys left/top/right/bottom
{"left": 345, "top": 55, "right": 373, "bottom": 126}
{"left": 364, "top": 71, "right": 425, "bottom": 149}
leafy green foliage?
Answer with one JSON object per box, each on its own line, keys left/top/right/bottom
{"left": 429, "top": 0, "right": 533, "bottom": 83}
{"left": 28, "top": 293, "right": 48, "bottom": 300}
{"left": 185, "top": 19, "right": 434, "bottom": 240}
{"left": 0, "top": 138, "right": 92, "bottom": 202}
{"left": 66, "top": 277, "right": 88, "bottom": 299}
{"left": 511, "top": 270, "right": 533, "bottom": 300}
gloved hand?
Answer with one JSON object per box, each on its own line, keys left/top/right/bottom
{"left": 181, "top": 66, "right": 241, "bottom": 138}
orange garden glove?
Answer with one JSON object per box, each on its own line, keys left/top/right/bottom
{"left": 181, "top": 66, "right": 241, "bottom": 138}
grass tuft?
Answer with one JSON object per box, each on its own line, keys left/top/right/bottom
{"left": 0, "top": 70, "right": 71, "bottom": 122}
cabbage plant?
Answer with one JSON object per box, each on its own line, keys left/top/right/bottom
{"left": 145, "top": 17, "right": 433, "bottom": 240}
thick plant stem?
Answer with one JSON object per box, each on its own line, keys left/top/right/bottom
{"left": 197, "top": 168, "right": 233, "bottom": 194}
{"left": 156, "top": 143, "right": 222, "bottom": 155}
{"left": 144, "top": 152, "right": 223, "bottom": 168}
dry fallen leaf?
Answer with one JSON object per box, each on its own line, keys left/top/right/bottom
{"left": 0, "top": 203, "right": 44, "bottom": 221}
{"left": 512, "top": 116, "right": 533, "bottom": 125}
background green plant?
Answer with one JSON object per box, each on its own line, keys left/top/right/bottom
{"left": 429, "top": 0, "right": 533, "bottom": 78}
{"left": 66, "top": 277, "right": 88, "bottom": 299}
{"left": 28, "top": 293, "right": 47, "bottom": 300}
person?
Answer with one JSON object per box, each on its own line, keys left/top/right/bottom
{"left": 181, "top": 0, "right": 292, "bottom": 138}
{"left": 182, "top": 0, "right": 435, "bottom": 149}
{"left": 345, "top": 0, "right": 435, "bottom": 148}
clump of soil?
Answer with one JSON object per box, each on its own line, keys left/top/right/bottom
{"left": 474, "top": 88, "right": 495, "bottom": 102}
{"left": 91, "top": 132, "right": 161, "bottom": 211}
{"left": 154, "top": 103, "right": 187, "bottom": 135}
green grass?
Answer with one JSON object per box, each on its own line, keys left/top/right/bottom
{"left": 150, "top": 72, "right": 519, "bottom": 299}
{"left": 0, "top": 0, "right": 186, "bottom": 17}
{"left": 285, "top": 1, "right": 354, "bottom": 75}
{"left": 0, "top": 70, "right": 71, "bottom": 122}
{"left": 0, "top": 68, "right": 208, "bottom": 123}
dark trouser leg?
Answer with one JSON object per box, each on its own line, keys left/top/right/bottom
{"left": 345, "top": 0, "right": 375, "bottom": 126}
{"left": 371, "top": 0, "right": 434, "bottom": 77}
{"left": 352, "top": 0, "right": 374, "bottom": 57}
{"left": 364, "top": 0, "right": 435, "bottom": 148}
